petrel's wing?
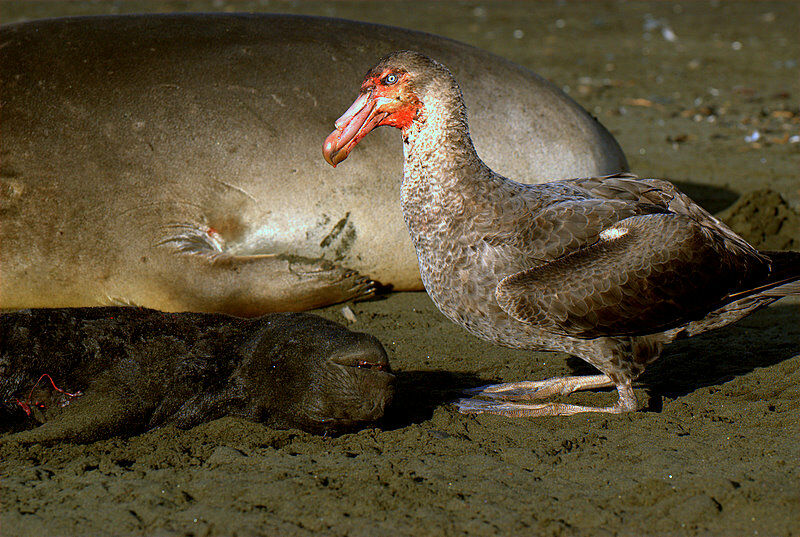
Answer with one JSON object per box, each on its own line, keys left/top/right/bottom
{"left": 495, "top": 211, "right": 770, "bottom": 339}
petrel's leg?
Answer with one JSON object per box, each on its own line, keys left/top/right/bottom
{"left": 456, "top": 380, "right": 639, "bottom": 417}
{"left": 463, "top": 374, "right": 614, "bottom": 400}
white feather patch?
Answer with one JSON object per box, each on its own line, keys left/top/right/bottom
{"left": 600, "top": 226, "right": 628, "bottom": 241}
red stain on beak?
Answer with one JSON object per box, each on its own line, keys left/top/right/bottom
{"left": 323, "top": 91, "right": 390, "bottom": 167}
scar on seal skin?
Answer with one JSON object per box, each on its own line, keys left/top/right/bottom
{"left": 0, "top": 308, "right": 394, "bottom": 444}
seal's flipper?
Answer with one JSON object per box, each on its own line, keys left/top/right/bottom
{"left": 160, "top": 252, "right": 378, "bottom": 315}
{"left": 147, "top": 385, "right": 243, "bottom": 430}
{"left": 121, "top": 223, "right": 380, "bottom": 315}
{"left": 1, "top": 393, "right": 146, "bottom": 445}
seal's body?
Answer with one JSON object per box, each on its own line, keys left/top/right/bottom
{"left": 0, "top": 308, "right": 394, "bottom": 442}
{"left": 0, "top": 14, "right": 627, "bottom": 314}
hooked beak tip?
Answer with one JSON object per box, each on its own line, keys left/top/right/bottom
{"left": 323, "top": 91, "right": 379, "bottom": 168}
{"left": 323, "top": 136, "right": 342, "bottom": 167}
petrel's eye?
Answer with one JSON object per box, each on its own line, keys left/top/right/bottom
{"left": 383, "top": 73, "right": 399, "bottom": 85}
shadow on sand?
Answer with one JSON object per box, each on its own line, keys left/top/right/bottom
{"left": 384, "top": 301, "right": 798, "bottom": 425}
{"left": 668, "top": 179, "right": 740, "bottom": 214}
{"left": 559, "top": 303, "right": 799, "bottom": 408}
{"left": 380, "top": 370, "right": 485, "bottom": 430}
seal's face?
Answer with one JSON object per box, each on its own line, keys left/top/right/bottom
{"left": 239, "top": 314, "right": 394, "bottom": 434}
{"left": 296, "top": 334, "right": 394, "bottom": 433}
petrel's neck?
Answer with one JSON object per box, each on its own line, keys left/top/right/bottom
{"left": 401, "top": 92, "right": 491, "bottom": 198}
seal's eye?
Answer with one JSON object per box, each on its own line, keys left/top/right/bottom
{"left": 383, "top": 73, "right": 399, "bottom": 86}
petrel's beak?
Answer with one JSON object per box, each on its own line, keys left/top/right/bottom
{"left": 323, "top": 91, "right": 389, "bottom": 167}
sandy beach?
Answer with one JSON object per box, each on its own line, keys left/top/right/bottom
{"left": 2, "top": 2, "right": 798, "bottom": 535}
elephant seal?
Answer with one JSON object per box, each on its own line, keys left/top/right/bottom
{"left": 0, "top": 308, "right": 394, "bottom": 443}
{"left": 0, "top": 14, "right": 627, "bottom": 315}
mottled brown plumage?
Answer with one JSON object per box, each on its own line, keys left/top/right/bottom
{"left": 324, "top": 50, "right": 800, "bottom": 416}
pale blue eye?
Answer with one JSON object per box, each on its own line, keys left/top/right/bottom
{"left": 384, "top": 73, "right": 399, "bottom": 85}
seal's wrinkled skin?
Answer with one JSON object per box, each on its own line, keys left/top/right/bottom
{"left": 0, "top": 308, "right": 394, "bottom": 443}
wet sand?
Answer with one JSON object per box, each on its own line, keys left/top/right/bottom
{"left": 2, "top": 2, "right": 798, "bottom": 536}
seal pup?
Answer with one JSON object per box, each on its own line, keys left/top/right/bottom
{"left": 323, "top": 51, "right": 800, "bottom": 416}
{"left": 0, "top": 308, "right": 394, "bottom": 443}
{"left": 0, "top": 14, "right": 627, "bottom": 314}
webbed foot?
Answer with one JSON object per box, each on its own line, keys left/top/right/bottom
{"left": 456, "top": 376, "right": 639, "bottom": 417}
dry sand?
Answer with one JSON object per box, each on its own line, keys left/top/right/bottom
{"left": 2, "top": 2, "right": 798, "bottom": 536}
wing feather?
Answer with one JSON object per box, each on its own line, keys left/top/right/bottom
{"left": 495, "top": 213, "right": 769, "bottom": 338}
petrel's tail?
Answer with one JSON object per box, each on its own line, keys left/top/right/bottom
{"left": 686, "top": 249, "right": 800, "bottom": 337}
{"left": 762, "top": 252, "right": 800, "bottom": 296}
{"left": 751, "top": 250, "right": 800, "bottom": 298}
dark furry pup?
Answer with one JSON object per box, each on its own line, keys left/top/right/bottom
{"left": 0, "top": 308, "right": 394, "bottom": 443}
